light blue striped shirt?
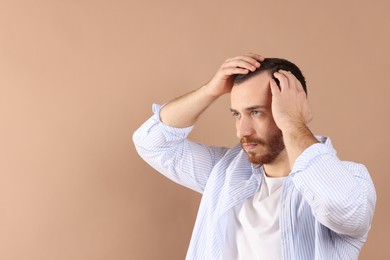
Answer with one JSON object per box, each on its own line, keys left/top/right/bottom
{"left": 133, "top": 104, "right": 376, "bottom": 260}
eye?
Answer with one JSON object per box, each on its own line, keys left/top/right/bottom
{"left": 231, "top": 111, "right": 240, "bottom": 119}
{"left": 251, "top": 111, "right": 263, "bottom": 117}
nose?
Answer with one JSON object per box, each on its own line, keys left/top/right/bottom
{"left": 236, "top": 116, "right": 255, "bottom": 139}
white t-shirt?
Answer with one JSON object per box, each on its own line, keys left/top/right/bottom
{"left": 223, "top": 170, "right": 286, "bottom": 260}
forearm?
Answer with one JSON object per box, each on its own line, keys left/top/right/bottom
{"left": 160, "top": 84, "right": 219, "bottom": 128}
{"left": 282, "top": 124, "right": 319, "bottom": 169}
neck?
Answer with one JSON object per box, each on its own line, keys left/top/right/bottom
{"left": 263, "top": 150, "right": 290, "bottom": 178}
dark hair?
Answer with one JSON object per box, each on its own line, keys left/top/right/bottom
{"left": 234, "top": 58, "right": 307, "bottom": 94}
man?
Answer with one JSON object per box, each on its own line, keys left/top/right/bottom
{"left": 133, "top": 53, "right": 376, "bottom": 259}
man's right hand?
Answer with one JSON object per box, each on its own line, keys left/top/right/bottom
{"left": 160, "top": 53, "right": 264, "bottom": 128}
{"left": 205, "top": 53, "right": 265, "bottom": 98}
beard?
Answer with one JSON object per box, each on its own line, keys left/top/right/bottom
{"left": 240, "top": 129, "right": 285, "bottom": 165}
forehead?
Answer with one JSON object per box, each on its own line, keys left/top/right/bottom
{"left": 231, "top": 71, "right": 272, "bottom": 109}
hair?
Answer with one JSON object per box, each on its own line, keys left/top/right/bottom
{"left": 233, "top": 58, "right": 307, "bottom": 94}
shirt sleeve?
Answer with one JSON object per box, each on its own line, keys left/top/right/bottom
{"left": 132, "top": 104, "right": 229, "bottom": 193}
{"left": 291, "top": 137, "right": 376, "bottom": 238}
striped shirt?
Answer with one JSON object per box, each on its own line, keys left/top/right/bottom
{"left": 132, "top": 104, "right": 376, "bottom": 260}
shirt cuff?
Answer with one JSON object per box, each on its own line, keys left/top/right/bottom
{"left": 290, "top": 136, "right": 337, "bottom": 173}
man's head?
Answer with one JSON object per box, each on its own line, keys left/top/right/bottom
{"left": 230, "top": 58, "right": 306, "bottom": 165}
{"left": 234, "top": 58, "right": 307, "bottom": 94}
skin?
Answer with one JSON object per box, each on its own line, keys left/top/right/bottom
{"left": 231, "top": 71, "right": 288, "bottom": 176}
{"left": 160, "top": 53, "right": 318, "bottom": 177}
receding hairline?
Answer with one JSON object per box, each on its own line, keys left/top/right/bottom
{"left": 233, "top": 69, "right": 272, "bottom": 86}
{"left": 233, "top": 57, "right": 307, "bottom": 93}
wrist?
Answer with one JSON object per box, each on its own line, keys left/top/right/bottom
{"left": 283, "top": 124, "right": 318, "bottom": 147}
{"left": 281, "top": 121, "right": 307, "bottom": 136}
{"left": 201, "top": 83, "right": 224, "bottom": 99}
{"left": 281, "top": 124, "right": 318, "bottom": 168}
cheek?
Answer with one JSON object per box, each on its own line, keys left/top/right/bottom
{"left": 253, "top": 117, "right": 278, "bottom": 135}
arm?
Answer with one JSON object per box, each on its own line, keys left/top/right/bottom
{"left": 133, "top": 104, "right": 228, "bottom": 193}
{"left": 291, "top": 143, "right": 376, "bottom": 238}
{"left": 134, "top": 54, "right": 264, "bottom": 192}
{"left": 270, "top": 70, "right": 376, "bottom": 238}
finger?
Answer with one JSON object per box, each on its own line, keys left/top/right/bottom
{"left": 231, "top": 54, "right": 264, "bottom": 63}
{"left": 278, "top": 70, "right": 304, "bottom": 92}
{"left": 273, "top": 72, "right": 289, "bottom": 91}
{"left": 245, "top": 53, "right": 265, "bottom": 62}
{"left": 269, "top": 78, "right": 281, "bottom": 95}
{"left": 277, "top": 70, "right": 297, "bottom": 90}
{"left": 222, "top": 67, "right": 250, "bottom": 76}
{"left": 222, "top": 59, "right": 258, "bottom": 72}
{"left": 227, "top": 55, "right": 262, "bottom": 68}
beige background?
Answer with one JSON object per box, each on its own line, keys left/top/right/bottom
{"left": 0, "top": 0, "right": 389, "bottom": 259}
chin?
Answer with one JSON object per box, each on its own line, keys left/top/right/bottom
{"left": 247, "top": 154, "right": 276, "bottom": 165}
{"left": 247, "top": 149, "right": 284, "bottom": 165}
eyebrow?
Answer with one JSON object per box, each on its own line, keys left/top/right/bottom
{"left": 230, "top": 105, "right": 267, "bottom": 113}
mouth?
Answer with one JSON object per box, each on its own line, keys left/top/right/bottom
{"left": 242, "top": 143, "right": 259, "bottom": 151}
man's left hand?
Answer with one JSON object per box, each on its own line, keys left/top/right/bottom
{"left": 270, "top": 69, "right": 318, "bottom": 169}
{"left": 270, "top": 70, "right": 313, "bottom": 133}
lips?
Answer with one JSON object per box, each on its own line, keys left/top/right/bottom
{"left": 242, "top": 143, "right": 258, "bottom": 151}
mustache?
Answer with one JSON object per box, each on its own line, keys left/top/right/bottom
{"left": 240, "top": 136, "right": 267, "bottom": 146}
